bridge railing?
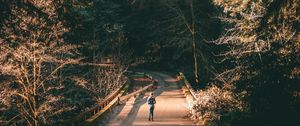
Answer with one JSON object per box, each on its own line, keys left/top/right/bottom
{"left": 179, "top": 72, "right": 205, "bottom": 123}
{"left": 119, "top": 72, "right": 156, "bottom": 103}
{"left": 58, "top": 78, "right": 129, "bottom": 126}
{"left": 119, "top": 83, "right": 154, "bottom": 103}
{"left": 179, "top": 72, "right": 197, "bottom": 100}
{"left": 59, "top": 72, "right": 155, "bottom": 126}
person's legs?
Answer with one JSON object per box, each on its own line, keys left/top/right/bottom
{"left": 148, "top": 107, "right": 152, "bottom": 121}
{"left": 150, "top": 106, "right": 154, "bottom": 121}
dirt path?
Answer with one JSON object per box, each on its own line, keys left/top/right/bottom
{"left": 104, "top": 71, "right": 194, "bottom": 126}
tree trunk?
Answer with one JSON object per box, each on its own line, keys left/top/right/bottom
{"left": 190, "top": 0, "right": 199, "bottom": 84}
{"left": 34, "top": 117, "right": 38, "bottom": 126}
{"left": 192, "top": 32, "right": 199, "bottom": 83}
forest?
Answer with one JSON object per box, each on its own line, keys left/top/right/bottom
{"left": 0, "top": 0, "right": 299, "bottom": 126}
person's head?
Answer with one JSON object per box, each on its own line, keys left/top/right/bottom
{"left": 150, "top": 92, "right": 154, "bottom": 96}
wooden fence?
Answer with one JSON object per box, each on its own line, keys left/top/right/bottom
{"left": 119, "top": 83, "right": 154, "bottom": 104}
{"left": 58, "top": 79, "right": 129, "bottom": 126}
{"left": 179, "top": 72, "right": 197, "bottom": 100}
{"left": 58, "top": 72, "right": 155, "bottom": 126}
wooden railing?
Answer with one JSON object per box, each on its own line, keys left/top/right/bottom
{"left": 119, "top": 83, "right": 154, "bottom": 103}
{"left": 58, "top": 79, "right": 129, "bottom": 126}
{"left": 179, "top": 72, "right": 197, "bottom": 100}
{"left": 133, "top": 71, "right": 153, "bottom": 80}
{"left": 119, "top": 72, "right": 155, "bottom": 103}
{"left": 58, "top": 72, "right": 155, "bottom": 126}
{"left": 144, "top": 73, "right": 153, "bottom": 80}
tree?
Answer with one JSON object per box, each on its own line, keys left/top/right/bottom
{"left": 0, "top": 1, "right": 80, "bottom": 125}
{"left": 212, "top": 0, "right": 300, "bottom": 125}
{"left": 64, "top": 0, "right": 133, "bottom": 98}
{"left": 165, "top": 0, "right": 200, "bottom": 83}
{"left": 124, "top": 0, "right": 219, "bottom": 85}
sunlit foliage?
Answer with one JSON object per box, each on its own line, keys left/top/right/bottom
{"left": 207, "top": 0, "right": 300, "bottom": 125}
{"left": 191, "top": 84, "right": 245, "bottom": 125}
{"left": 0, "top": 0, "right": 129, "bottom": 125}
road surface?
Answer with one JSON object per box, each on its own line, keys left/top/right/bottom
{"left": 103, "top": 71, "right": 194, "bottom": 126}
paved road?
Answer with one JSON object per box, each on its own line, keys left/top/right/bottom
{"left": 105, "top": 71, "right": 194, "bottom": 126}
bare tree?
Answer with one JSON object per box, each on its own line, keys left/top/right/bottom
{"left": 190, "top": 0, "right": 299, "bottom": 125}
{"left": 165, "top": 0, "right": 210, "bottom": 84}
{"left": 212, "top": 0, "right": 299, "bottom": 83}
{"left": 0, "top": 1, "right": 80, "bottom": 125}
{"left": 83, "top": 32, "right": 131, "bottom": 101}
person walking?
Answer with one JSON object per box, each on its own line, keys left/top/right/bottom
{"left": 147, "top": 92, "right": 156, "bottom": 121}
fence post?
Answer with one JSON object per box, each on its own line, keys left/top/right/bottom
{"left": 117, "top": 97, "right": 120, "bottom": 105}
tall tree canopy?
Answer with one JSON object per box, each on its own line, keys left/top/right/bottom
{"left": 205, "top": 0, "right": 300, "bottom": 125}
{"left": 124, "top": 0, "right": 220, "bottom": 86}
{"left": 0, "top": 0, "right": 299, "bottom": 126}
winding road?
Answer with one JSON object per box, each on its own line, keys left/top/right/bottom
{"left": 103, "top": 71, "right": 194, "bottom": 126}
